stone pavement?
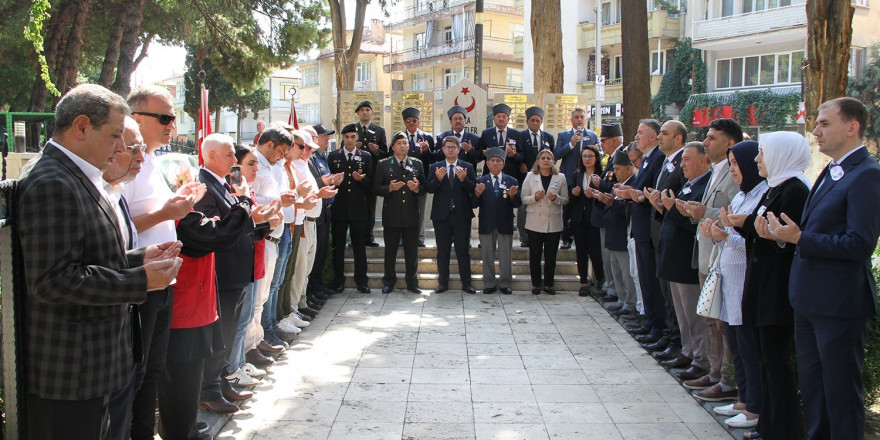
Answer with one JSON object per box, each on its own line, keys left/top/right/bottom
{"left": 210, "top": 289, "right": 735, "bottom": 440}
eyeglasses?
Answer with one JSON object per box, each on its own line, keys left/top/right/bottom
{"left": 582, "top": 154, "right": 596, "bottom": 159}
{"left": 134, "top": 112, "right": 176, "bottom": 125}
{"left": 124, "top": 143, "right": 146, "bottom": 155}
{"left": 443, "top": 144, "right": 459, "bottom": 149}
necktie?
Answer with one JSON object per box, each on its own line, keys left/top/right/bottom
{"left": 410, "top": 134, "right": 416, "bottom": 148}
{"left": 656, "top": 158, "right": 670, "bottom": 187}
{"left": 493, "top": 175, "right": 499, "bottom": 191}
{"left": 498, "top": 130, "right": 505, "bottom": 147}
{"left": 119, "top": 197, "right": 134, "bottom": 250}
{"left": 223, "top": 182, "right": 234, "bottom": 195}
{"left": 448, "top": 164, "right": 455, "bottom": 188}
{"left": 347, "top": 152, "right": 353, "bottom": 162}
{"left": 533, "top": 133, "right": 539, "bottom": 149}
{"left": 455, "top": 132, "right": 461, "bottom": 139}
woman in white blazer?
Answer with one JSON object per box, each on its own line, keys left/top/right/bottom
{"left": 521, "top": 148, "right": 569, "bottom": 295}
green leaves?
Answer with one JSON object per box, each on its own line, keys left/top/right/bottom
{"left": 23, "top": 0, "right": 60, "bottom": 97}
{"left": 651, "top": 38, "right": 706, "bottom": 120}
{"left": 848, "top": 43, "right": 880, "bottom": 160}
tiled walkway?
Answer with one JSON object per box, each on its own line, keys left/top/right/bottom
{"left": 215, "top": 290, "right": 734, "bottom": 440}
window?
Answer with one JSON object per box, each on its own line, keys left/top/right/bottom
{"left": 744, "top": 56, "right": 760, "bottom": 86}
{"left": 301, "top": 66, "right": 318, "bottom": 87}
{"left": 651, "top": 51, "right": 666, "bottom": 75}
{"left": 506, "top": 68, "right": 523, "bottom": 89}
{"left": 509, "top": 23, "right": 524, "bottom": 39}
{"left": 612, "top": 55, "right": 623, "bottom": 81}
{"left": 601, "top": 2, "right": 612, "bottom": 25}
{"left": 412, "top": 72, "right": 429, "bottom": 91}
{"left": 716, "top": 59, "right": 730, "bottom": 89}
{"left": 722, "top": 0, "right": 734, "bottom": 16}
{"left": 444, "top": 26, "right": 453, "bottom": 44}
{"left": 851, "top": 47, "right": 867, "bottom": 79}
{"left": 715, "top": 50, "right": 805, "bottom": 89}
{"left": 355, "top": 61, "right": 371, "bottom": 82}
{"left": 302, "top": 104, "right": 319, "bottom": 123}
{"left": 776, "top": 53, "right": 790, "bottom": 83}
{"left": 280, "top": 83, "right": 297, "bottom": 100}
{"left": 760, "top": 54, "right": 776, "bottom": 85}
{"left": 852, "top": 0, "right": 869, "bottom": 6}
{"left": 414, "top": 32, "right": 425, "bottom": 49}
{"left": 444, "top": 66, "right": 468, "bottom": 88}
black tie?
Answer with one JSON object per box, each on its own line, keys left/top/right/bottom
{"left": 533, "top": 133, "right": 538, "bottom": 149}
{"left": 223, "top": 182, "right": 234, "bottom": 195}
{"left": 493, "top": 175, "right": 499, "bottom": 191}
{"left": 119, "top": 196, "right": 134, "bottom": 250}
{"left": 498, "top": 130, "right": 505, "bottom": 147}
{"left": 455, "top": 132, "right": 461, "bottom": 139}
{"left": 348, "top": 152, "right": 353, "bottom": 162}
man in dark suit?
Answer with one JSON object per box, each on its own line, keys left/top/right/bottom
{"left": 354, "top": 100, "right": 387, "bottom": 247}
{"left": 769, "top": 97, "right": 880, "bottom": 440}
{"left": 476, "top": 103, "right": 524, "bottom": 180}
{"left": 554, "top": 107, "right": 599, "bottom": 249}
{"left": 426, "top": 136, "right": 477, "bottom": 294}
{"left": 17, "top": 84, "right": 181, "bottom": 440}
{"left": 374, "top": 131, "right": 426, "bottom": 293}
{"left": 435, "top": 105, "right": 482, "bottom": 168}
{"left": 401, "top": 107, "right": 434, "bottom": 247}
{"left": 305, "top": 124, "right": 342, "bottom": 296}
{"left": 472, "top": 147, "right": 521, "bottom": 295}
{"left": 517, "top": 106, "right": 554, "bottom": 247}
{"left": 329, "top": 124, "right": 374, "bottom": 293}
{"left": 657, "top": 142, "right": 712, "bottom": 382}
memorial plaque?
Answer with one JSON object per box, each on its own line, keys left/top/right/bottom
{"left": 390, "top": 91, "right": 434, "bottom": 135}
{"left": 542, "top": 93, "right": 591, "bottom": 135}
{"left": 494, "top": 93, "right": 537, "bottom": 129}
{"left": 339, "top": 90, "right": 384, "bottom": 127}
{"left": 441, "top": 78, "right": 488, "bottom": 135}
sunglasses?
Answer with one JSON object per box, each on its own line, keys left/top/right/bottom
{"left": 296, "top": 143, "right": 306, "bottom": 150}
{"left": 134, "top": 112, "right": 176, "bottom": 125}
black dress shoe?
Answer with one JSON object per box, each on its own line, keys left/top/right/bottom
{"left": 462, "top": 285, "right": 477, "bottom": 294}
{"left": 199, "top": 398, "right": 239, "bottom": 414}
{"left": 599, "top": 294, "right": 618, "bottom": 303}
{"left": 366, "top": 240, "right": 380, "bottom": 247}
{"left": 560, "top": 242, "right": 572, "bottom": 250}
{"left": 543, "top": 287, "right": 556, "bottom": 295}
{"left": 483, "top": 287, "right": 497, "bottom": 295}
{"left": 635, "top": 330, "right": 663, "bottom": 344}
{"left": 407, "top": 286, "right": 422, "bottom": 293}
{"left": 626, "top": 322, "right": 652, "bottom": 335}
{"left": 612, "top": 308, "right": 634, "bottom": 317}
{"left": 605, "top": 304, "right": 623, "bottom": 312}
{"left": 334, "top": 284, "right": 345, "bottom": 293}
{"left": 578, "top": 286, "right": 591, "bottom": 297}
{"left": 661, "top": 354, "right": 693, "bottom": 369}
{"left": 382, "top": 285, "right": 393, "bottom": 294}
{"left": 223, "top": 387, "right": 253, "bottom": 402}
{"left": 299, "top": 307, "right": 319, "bottom": 317}
{"left": 519, "top": 242, "right": 529, "bottom": 247}
{"left": 436, "top": 285, "right": 449, "bottom": 293}
{"left": 641, "top": 335, "right": 670, "bottom": 351}
{"left": 500, "top": 288, "right": 512, "bottom": 295}
{"left": 532, "top": 287, "right": 541, "bottom": 295}
{"left": 308, "top": 296, "right": 326, "bottom": 306}
{"left": 356, "top": 285, "right": 371, "bottom": 293}
{"left": 651, "top": 345, "right": 681, "bottom": 360}
{"left": 310, "top": 292, "right": 329, "bottom": 301}
{"left": 418, "top": 240, "right": 426, "bottom": 247}
{"left": 246, "top": 348, "right": 275, "bottom": 367}
{"left": 675, "top": 365, "right": 709, "bottom": 381}
{"left": 306, "top": 300, "right": 324, "bottom": 310}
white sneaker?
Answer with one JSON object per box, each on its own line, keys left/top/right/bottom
{"left": 278, "top": 319, "right": 302, "bottom": 334}
{"left": 724, "top": 413, "right": 758, "bottom": 428}
{"left": 226, "top": 367, "right": 261, "bottom": 386}
{"left": 242, "top": 363, "right": 266, "bottom": 378}
{"left": 287, "top": 313, "right": 310, "bottom": 327}
{"left": 713, "top": 403, "right": 746, "bottom": 416}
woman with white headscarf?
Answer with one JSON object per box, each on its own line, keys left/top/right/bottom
{"left": 722, "top": 131, "right": 810, "bottom": 439}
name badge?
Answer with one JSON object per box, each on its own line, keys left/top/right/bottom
{"left": 550, "top": 183, "right": 559, "bottom": 190}
{"left": 830, "top": 165, "right": 844, "bottom": 181}
{"left": 367, "top": 129, "right": 375, "bottom": 135}
{"left": 543, "top": 141, "right": 550, "bottom": 147}
{"left": 499, "top": 183, "right": 507, "bottom": 190}
{"left": 508, "top": 139, "right": 516, "bottom": 145}
{"left": 405, "top": 166, "right": 414, "bottom": 172}
{"left": 682, "top": 187, "right": 692, "bottom": 195}
{"left": 757, "top": 205, "right": 767, "bottom": 216}
{"left": 354, "top": 156, "right": 362, "bottom": 162}
{"left": 666, "top": 163, "right": 675, "bottom": 173}
{"left": 642, "top": 161, "right": 648, "bottom": 169}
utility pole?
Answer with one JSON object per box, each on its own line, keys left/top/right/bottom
{"left": 594, "top": 2, "right": 604, "bottom": 131}
{"left": 474, "top": 0, "right": 484, "bottom": 87}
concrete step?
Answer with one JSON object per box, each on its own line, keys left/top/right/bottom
{"left": 341, "top": 271, "right": 583, "bottom": 291}
{"left": 345, "top": 244, "right": 578, "bottom": 261}
{"left": 344, "top": 257, "right": 581, "bottom": 276}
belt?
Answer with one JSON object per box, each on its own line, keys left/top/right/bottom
{"left": 305, "top": 216, "right": 318, "bottom": 222}
{"left": 265, "top": 236, "right": 281, "bottom": 245}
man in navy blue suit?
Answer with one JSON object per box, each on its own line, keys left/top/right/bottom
{"left": 767, "top": 97, "right": 880, "bottom": 440}
{"left": 555, "top": 107, "right": 600, "bottom": 248}
{"left": 517, "top": 106, "right": 554, "bottom": 247}
{"left": 401, "top": 107, "right": 434, "bottom": 247}
{"left": 435, "top": 105, "right": 482, "bottom": 168}
{"left": 476, "top": 103, "right": 524, "bottom": 181}
{"left": 472, "top": 147, "right": 522, "bottom": 295}
{"left": 426, "top": 136, "right": 477, "bottom": 294}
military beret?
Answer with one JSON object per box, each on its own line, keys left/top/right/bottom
{"left": 391, "top": 131, "right": 407, "bottom": 145}
{"left": 341, "top": 123, "right": 358, "bottom": 135}
{"left": 354, "top": 100, "right": 372, "bottom": 112}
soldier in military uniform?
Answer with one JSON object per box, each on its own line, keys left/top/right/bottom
{"left": 374, "top": 131, "right": 426, "bottom": 294}
{"left": 354, "top": 100, "right": 388, "bottom": 247}
{"left": 401, "top": 106, "right": 434, "bottom": 247}
{"left": 328, "top": 123, "right": 373, "bottom": 293}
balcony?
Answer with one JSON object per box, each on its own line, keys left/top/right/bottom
{"left": 384, "top": 36, "right": 516, "bottom": 72}
{"left": 576, "top": 76, "right": 664, "bottom": 102}
{"left": 513, "top": 36, "right": 524, "bottom": 60}
{"left": 693, "top": 4, "right": 806, "bottom": 45}
{"left": 579, "top": 10, "right": 680, "bottom": 50}
{"left": 388, "top": 0, "right": 523, "bottom": 30}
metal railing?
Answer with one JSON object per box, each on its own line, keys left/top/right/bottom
{"left": 386, "top": 36, "right": 514, "bottom": 70}
{"left": 388, "top": 0, "right": 522, "bottom": 27}
{"left": 693, "top": 4, "right": 806, "bottom": 42}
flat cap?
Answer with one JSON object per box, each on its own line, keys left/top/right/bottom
{"left": 485, "top": 147, "right": 505, "bottom": 161}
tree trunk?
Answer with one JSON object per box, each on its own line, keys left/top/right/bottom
{"left": 620, "top": 0, "right": 652, "bottom": 141}
{"left": 530, "top": 0, "right": 563, "bottom": 101}
{"left": 110, "top": 0, "right": 147, "bottom": 97}
{"left": 98, "top": 11, "right": 125, "bottom": 87}
{"left": 54, "top": 0, "right": 91, "bottom": 99}
{"left": 131, "top": 35, "right": 153, "bottom": 72}
{"left": 329, "top": 0, "right": 368, "bottom": 132}
{"left": 28, "top": 0, "right": 69, "bottom": 111}
{"left": 804, "top": 0, "right": 854, "bottom": 132}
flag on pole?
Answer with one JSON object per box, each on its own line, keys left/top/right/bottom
{"left": 198, "top": 84, "right": 212, "bottom": 166}
{"left": 288, "top": 89, "right": 299, "bottom": 129}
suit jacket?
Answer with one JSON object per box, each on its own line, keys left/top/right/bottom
{"left": 308, "top": 154, "right": 331, "bottom": 225}
{"left": 736, "top": 177, "right": 809, "bottom": 327}
{"left": 693, "top": 162, "right": 739, "bottom": 273}
{"left": 520, "top": 129, "right": 555, "bottom": 170}
{"left": 426, "top": 159, "right": 476, "bottom": 222}
{"left": 401, "top": 129, "right": 435, "bottom": 176}
{"left": 629, "top": 145, "right": 664, "bottom": 242}
{"left": 356, "top": 122, "right": 388, "bottom": 170}
{"left": 650, "top": 150, "right": 687, "bottom": 248}
{"left": 435, "top": 130, "right": 482, "bottom": 167}
{"left": 521, "top": 171, "right": 569, "bottom": 233}
{"left": 554, "top": 128, "right": 600, "bottom": 177}
{"left": 476, "top": 127, "right": 524, "bottom": 180}
{"left": 603, "top": 175, "right": 635, "bottom": 251}
{"left": 18, "top": 142, "right": 148, "bottom": 400}
{"left": 471, "top": 172, "right": 522, "bottom": 234}
{"left": 373, "top": 156, "right": 425, "bottom": 228}
{"left": 657, "top": 172, "right": 710, "bottom": 284}
{"left": 790, "top": 147, "right": 880, "bottom": 319}
{"left": 195, "top": 168, "right": 258, "bottom": 290}
{"left": 567, "top": 170, "right": 600, "bottom": 224}
{"left": 328, "top": 147, "right": 374, "bottom": 222}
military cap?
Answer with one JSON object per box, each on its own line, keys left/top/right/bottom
{"left": 613, "top": 147, "right": 632, "bottom": 166}
{"left": 402, "top": 107, "right": 420, "bottom": 120}
{"left": 447, "top": 105, "right": 467, "bottom": 119}
{"left": 525, "top": 106, "right": 545, "bottom": 120}
{"left": 492, "top": 103, "right": 512, "bottom": 116}
{"left": 600, "top": 122, "right": 623, "bottom": 138}
{"left": 354, "top": 100, "right": 372, "bottom": 112}
{"left": 341, "top": 123, "right": 358, "bottom": 135}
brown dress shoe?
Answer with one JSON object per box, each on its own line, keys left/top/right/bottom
{"left": 660, "top": 354, "right": 692, "bottom": 369}
{"left": 246, "top": 348, "right": 275, "bottom": 367}
{"left": 199, "top": 397, "right": 239, "bottom": 414}
{"left": 223, "top": 387, "right": 253, "bottom": 402}
{"left": 683, "top": 374, "right": 718, "bottom": 390}
{"left": 675, "top": 365, "right": 709, "bottom": 381}
{"left": 694, "top": 383, "right": 738, "bottom": 401}
{"left": 258, "top": 340, "right": 284, "bottom": 355}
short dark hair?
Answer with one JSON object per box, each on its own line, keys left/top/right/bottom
{"left": 258, "top": 124, "right": 294, "bottom": 148}
{"left": 708, "top": 118, "right": 744, "bottom": 143}
{"left": 638, "top": 118, "right": 661, "bottom": 135}
{"left": 819, "top": 97, "right": 868, "bottom": 139}
{"left": 235, "top": 144, "right": 255, "bottom": 163}
{"left": 55, "top": 84, "right": 130, "bottom": 133}
{"left": 576, "top": 144, "right": 602, "bottom": 174}
{"left": 443, "top": 136, "right": 461, "bottom": 148}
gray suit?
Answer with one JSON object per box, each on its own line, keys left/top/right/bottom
{"left": 693, "top": 163, "right": 739, "bottom": 274}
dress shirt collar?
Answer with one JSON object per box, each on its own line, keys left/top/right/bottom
{"left": 446, "top": 159, "right": 457, "bottom": 168}
{"left": 834, "top": 145, "right": 865, "bottom": 166}
{"left": 256, "top": 149, "right": 272, "bottom": 168}
{"left": 686, "top": 169, "right": 711, "bottom": 187}
{"left": 202, "top": 166, "right": 227, "bottom": 187}
{"left": 712, "top": 159, "right": 728, "bottom": 174}
{"left": 50, "top": 139, "right": 106, "bottom": 193}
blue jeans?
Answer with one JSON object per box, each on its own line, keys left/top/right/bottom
{"left": 228, "top": 281, "right": 257, "bottom": 372}
{"left": 262, "top": 226, "right": 292, "bottom": 333}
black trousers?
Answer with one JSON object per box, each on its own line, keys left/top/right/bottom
{"left": 726, "top": 323, "right": 762, "bottom": 414}
{"left": 634, "top": 239, "right": 666, "bottom": 332}
{"left": 108, "top": 364, "right": 138, "bottom": 440}
{"left": 28, "top": 393, "right": 109, "bottom": 440}
{"left": 560, "top": 204, "right": 573, "bottom": 245}
{"left": 332, "top": 219, "right": 369, "bottom": 287}
{"left": 158, "top": 357, "right": 204, "bottom": 440}
{"left": 201, "top": 287, "right": 246, "bottom": 401}
{"left": 659, "top": 277, "right": 681, "bottom": 343}
{"left": 433, "top": 219, "right": 472, "bottom": 286}
{"left": 571, "top": 220, "right": 604, "bottom": 284}
{"left": 754, "top": 324, "right": 804, "bottom": 440}
{"left": 382, "top": 225, "right": 419, "bottom": 288}
{"left": 527, "top": 230, "right": 561, "bottom": 288}
{"left": 308, "top": 217, "right": 331, "bottom": 289}
{"left": 131, "top": 286, "right": 172, "bottom": 440}
{"left": 366, "top": 194, "right": 377, "bottom": 241}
